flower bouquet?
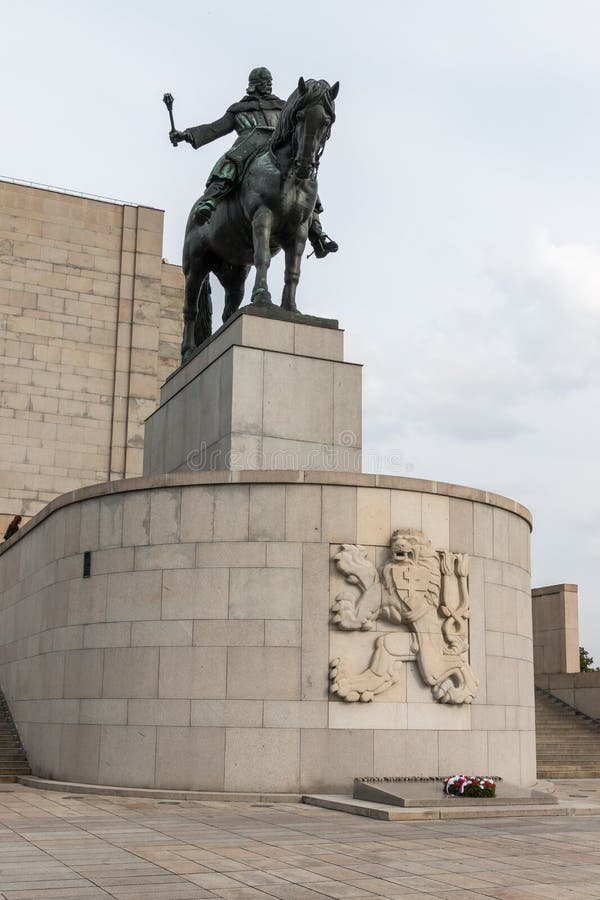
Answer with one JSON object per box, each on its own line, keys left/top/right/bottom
{"left": 444, "top": 775, "right": 496, "bottom": 798}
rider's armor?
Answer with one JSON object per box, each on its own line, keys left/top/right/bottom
{"left": 185, "top": 94, "right": 285, "bottom": 189}
{"left": 182, "top": 70, "right": 337, "bottom": 258}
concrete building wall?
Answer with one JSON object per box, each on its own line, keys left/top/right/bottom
{"left": 0, "top": 179, "right": 182, "bottom": 534}
{"left": 0, "top": 471, "right": 536, "bottom": 792}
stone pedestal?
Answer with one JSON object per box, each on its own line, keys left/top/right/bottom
{"left": 0, "top": 308, "right": 538, "bottom": 794}
{"left": 143, "top": 306, "right": 362, "bottom": 474}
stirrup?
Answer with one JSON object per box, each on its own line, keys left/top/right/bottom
{"left": 310, "top": 234, "right": 339, "bottom": 259}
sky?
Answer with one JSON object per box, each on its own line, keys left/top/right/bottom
{"left": 3, "top": 1, "right": 600, "bottom": 660}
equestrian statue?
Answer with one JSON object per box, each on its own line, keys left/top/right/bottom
{"left": 166, "top": 67, "right": 339, "bottom": 362}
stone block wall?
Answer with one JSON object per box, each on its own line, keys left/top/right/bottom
{"left": 0, "top": 179, "right": 182, "bottom": 532}
{"left": 0, "top": 471, "right": 536, "bottom": 792}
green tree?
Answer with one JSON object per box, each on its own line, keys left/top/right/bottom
{"left": 579, "top": 646, "right": 599, "bottom": 672}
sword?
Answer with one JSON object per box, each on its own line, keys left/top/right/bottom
{"left": 163, "top": 93, "right": 178, "bottom": 146}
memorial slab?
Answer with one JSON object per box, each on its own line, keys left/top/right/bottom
{"left": 353, "top": 778, "right": 558, "bottom": 807}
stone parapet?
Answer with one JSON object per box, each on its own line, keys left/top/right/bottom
{"left": 0, "top": 470, "right": 533, "bottom": 555}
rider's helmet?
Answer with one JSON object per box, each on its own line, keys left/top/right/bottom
{"left": 247, "top": 67, "right": 273, "bottom": 95}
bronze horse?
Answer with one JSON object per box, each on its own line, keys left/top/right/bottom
{"left": 181, "top": 77, "right": 338, "bottom": 362}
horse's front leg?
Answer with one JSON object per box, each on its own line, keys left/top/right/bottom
{"left": 281, "top": 229, "right": 308, "bottom": 312}
{"left": 251, "top": 206, "right": 273, "bottom": 305}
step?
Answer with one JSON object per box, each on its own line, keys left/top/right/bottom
{"left": 537, "top": 749, "right": 600, "bottom": 755}
{"left": 538, "top": 743, "right": 600, "bottom": 750}
{"left": 537, "top": 745, "right": 600, "bottom": 750}
{"left": 536, "top": 720, "right": 600, "bottom": 728}
{"left": 538, "top": 759, "right": 600, "bottom": 765}
{"left": 535, "top": 691, "right": 600, "bottom": 777}
{"left": 538, "top": 768, "right": 600, "bottom": 773}
{"left": 537, "top": 742, "right": 600, "bottom": 749}
{"left": 0, "top": 687, "right": 31, "bottom": 777}
{"left": 537, "top": 734, "right": 600, "bottom": 739}
{"left": 536, "top": 712, "right": 599, "bottom": 719}
{"left": 536, "top": 716, "right": 600, "bottom": 724}
{"left": 537, "top": 730, "right": 600, "bottom": 736}
{"left": 537, "top": 748, "right": 600, "bottom": 754}
{"left": 537, "top": 733, "right": 600, "bottom": 739}
{"left": 537, "top": 744, "right": 600, "bottom": 750}
{"left": 538, "top": 752, "right": 600, "bottom": 757}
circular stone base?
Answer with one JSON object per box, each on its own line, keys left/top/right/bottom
{"left": 0, "top": 471, "right": 535, "bottom": 792}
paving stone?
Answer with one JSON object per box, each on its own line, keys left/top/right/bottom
{"left": 0, "top": 782, "right": 597, "bottom": 900}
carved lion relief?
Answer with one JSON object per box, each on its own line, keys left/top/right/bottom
{"left": 329, "top": 529, "right": 479, "bottom": 705}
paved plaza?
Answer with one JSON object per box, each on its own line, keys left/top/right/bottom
{"left": 0, "top": 784, "right": 598, "bottom": 899}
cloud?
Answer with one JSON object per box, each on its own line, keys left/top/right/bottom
{"left": 359, "top": 228, "right": 600, "bottom": 452}
{"left": 532, "top": 229, "right": 600, "bottom": 314}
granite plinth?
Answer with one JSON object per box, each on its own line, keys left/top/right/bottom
{"left": 143, "top": 306, "right": 362, "bottom": 474}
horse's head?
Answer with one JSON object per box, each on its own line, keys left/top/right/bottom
{"left": 272, "top": 77, "right": 339, "bottom": 179}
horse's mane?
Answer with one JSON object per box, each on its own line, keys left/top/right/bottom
{"left": 271, "top": 79, "right": 336, "bottom": 151}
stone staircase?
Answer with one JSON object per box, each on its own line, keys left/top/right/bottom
{"left": 0, "top": 689, "right": 30, "bottom": 781}
{"left": 536, "top": 687, "right": 600, "bottom": 778}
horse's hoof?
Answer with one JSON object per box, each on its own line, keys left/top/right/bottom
{"left": 281, "top": 302, "right": 298, "bottom": 313}
{"left": 251, "top": 289, "right": 272, "bottom": 306}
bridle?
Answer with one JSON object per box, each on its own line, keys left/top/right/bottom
{"left": 291, "top": 103, "right": 332, "bottom": 177}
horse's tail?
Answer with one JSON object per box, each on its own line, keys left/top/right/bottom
{"left": 193, "top": 276, "right": 213, "bottom": 348}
